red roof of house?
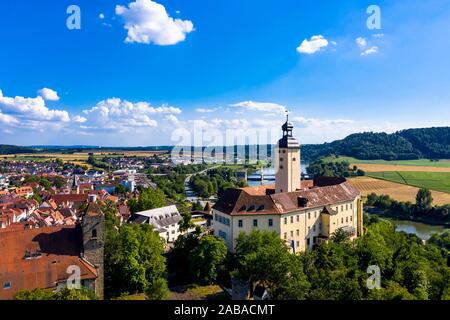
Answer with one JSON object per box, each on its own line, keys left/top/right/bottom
{"left": 213, "top": 180, "right": 360, "bottom": 216}
{"left": 0, "top": 226, "right": 97, "bottom": 299}
{"left": 51, "top": 194, "right": 88, "bottom": 205}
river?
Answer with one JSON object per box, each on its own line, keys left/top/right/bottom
{"left": 247, "top": 164, "right": 309, "bottom": 187}
{"left": 381, "top": 217, "right": 446, "bottom": 240}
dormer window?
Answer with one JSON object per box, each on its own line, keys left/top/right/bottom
{"left": 3, "top": 281, "right": 11, "bottom": 289}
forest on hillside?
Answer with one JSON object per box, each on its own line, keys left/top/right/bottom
{"left": 301, "top": 127, "right": 450, "bottom": 162}
{"left": 0, "top": 145, "right": 35, "bottom": 155}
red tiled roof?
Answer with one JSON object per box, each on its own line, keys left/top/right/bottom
{"left": 0, "top": 226, "right": 97, "bottom": 299}
{"left": 213, "top": 180, "right": 360, "bottom": 216}
{"left": 52, "top": 194, "right": 88, "bottom": 205}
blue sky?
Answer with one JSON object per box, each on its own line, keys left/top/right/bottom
{"left": 0, "top": 0, "right": 449, "bottom": 146}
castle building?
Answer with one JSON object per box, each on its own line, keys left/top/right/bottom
{"left": 213, "top": 118, "right": 363, "bottom": 252}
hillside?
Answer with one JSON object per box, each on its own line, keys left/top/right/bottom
{"left": 0, "top": 145, "right": 36, "bottom": 155}
{"left": 301, "top": 127, "right": 450, "bottom": 162}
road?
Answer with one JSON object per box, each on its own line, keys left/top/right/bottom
{"left": 185, "top": 165, "right": 220, "bottom": 202}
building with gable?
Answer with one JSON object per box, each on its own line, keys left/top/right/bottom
{"left": 213, "top": 117, "right": 363, "bottom": 252}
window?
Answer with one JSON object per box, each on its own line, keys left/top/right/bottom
{"left": 308, "top": 212, "right": 310, "bottom": 219}
{"left": 238, "top": 220, "right": 243, "bottom": 228}
{"left": 336, "top": 206, "right": 339, "bottom": 213}
{"left": 350, "top": 203, "right": 353, "bottom": 209}
{"left": 313, "top": 225, "right": 316, "bottom": 232}
{"left": 280, "top": 157, "right": 284, "bottom": 161}
{"left": 282, "top": 150, "right": 286, "bottom": 153}
{"left": 296, "top": 215, "right": 299, "bottom": 222}
{"left": 346, "top": 204, "right": 348, "bottom": 210}
{"left": 290, "top": 231, "right": 294, "bottom": 238}
{"left": 314, "top": 211, "right": 317, "bottom": 218}
{"left": 268, "top": 218, "right": 273, "bottom": 227}
{"left": 293, "top": 158, "right": 296, "bottom": 161}
{"left": 296, "top": 229, "right": 299, "bottom": 236}
{"left": 284, "top": 232, "right": 287, "bottom": 240}
{"left": 290, "top": 216, "right": 293, "bottom": 224}
{"left": 218, "top": 230, "right": 227, "bottom": 240}
{"left": 341, "top": 206, "right": 344, "bottom": 211}
{"left": 346, "top": 217, "right": 348, "bottom": 223}
{"left": 308, "top": 226, "right": 310, "bottom": 232}
{"left": 307, "top": 238, "right": 310, "bottom": 246}
{"left": 296, "top": 241, "right": 300, "bottom": 247}
{"left": 319, "top": 223, "right": 322, "bottom": 231}
{"left": 350, "top": 216, "right": 353, "bottom": 222}
{"left": 171, "top": 230, "right": 175, "bottom": 234}
{"left": 91, "top": 229, "right": 97, "bottom": 240}
{"left": 284, "top": 217, "right": 287, "bottom": 225}
{"left": 253, "top": 219, "right": 258, "bottom": 227}
{"left": 280, "top": 165, "right": 284, "bottom": 170}
{"left": 3, "top": 281, "right": 11, "bottom": 289}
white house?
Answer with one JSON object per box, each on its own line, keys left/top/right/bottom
{"left": 129, "top": 205, "right": 182, "bottom": 243}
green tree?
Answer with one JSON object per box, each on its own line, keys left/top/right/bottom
{"left": 234, "top": 230, "right": 310, "bottom": 299}
{"left": 145, "top": 277, "right": 170, "bottom": 300}
{"left": 416, "top": 188, "right": 433, "bottom": 212}
{"left": 331, "top": 228, "right": 351, "bottom": 244}
{"left": 14, "top": 287, "right": 96, "bottom": 300}
{"left": 189, "top": 235, "right": 228, "bottom": 284}
{"left": 179, "top": 212, "right": 195, "bottom": 233}
{"left": 129, "top": 187, "right": 166, "bottom": 213}
{"left": 104, "top": 223, "right": 168, "bottom": 299}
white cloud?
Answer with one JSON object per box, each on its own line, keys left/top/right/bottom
{"left": 165, "top": 114, "right": 179, "bottom": 125}
{"left": 195, "top": 107, "right": 220, "bottom": 113}
{"left": 37, "top": 88, "right": 60, "bottom": 101}
{"left": 115, "top": 0, "right": 194, "bottom": 45}
{"left": 231, "top": 101, "right": 286, "bottom": 114}
{"left": 372, "top": 33, "right": 384, "bottom": 38}
{"left": 0, "top": 111, "right": 18, "bottom": 124}
{"left": 79, "top": 98, "right": 181, "bottom": 131}
{"left": 296, "top": 35, "right": 329, "bottom": 54}
{"left": 0, "top": 89, "right": 69, "bottom": 123}
{"left": 356, "top": 37, "right": 367, "bottom": 48}
{"left": 361, "top": 46, "right": 378, "bottom": 56}
{"left": 293, "top": 116, "right": 354, "bottom": 126}
{"left": 73, "top": 115, "right": 87, "bottom": 123}
{"left": 99, "top": 13, "right": 105, "bottom": 19}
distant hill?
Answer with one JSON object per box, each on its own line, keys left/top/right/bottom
{"left": 302, "top": 127, "right": 450, "bottom": 162}
{"left": 0, "top": 145, "right": 36, "bottom": 155}
{"left": 2, "top": 127, "right": 449, "bottom": 161}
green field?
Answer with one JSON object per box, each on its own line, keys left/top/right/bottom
{"left": 322, "top": 156, "right": 450, "bottom": 168}
{"left": 368, "top": 171, "right": 450, "bottom": 193}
